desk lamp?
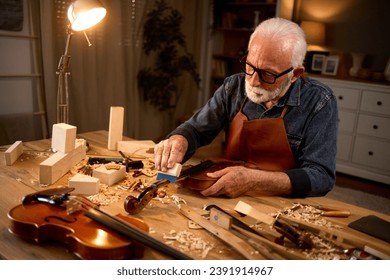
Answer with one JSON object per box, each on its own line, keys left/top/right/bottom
{"left": 300, "top": 21, "right": 325, "bottom": 49}
{"left": 300, "top": 20, "right": 327, "bottom": 73}
{"left": 56, "top": 0, "right": 106, "bottom": 124}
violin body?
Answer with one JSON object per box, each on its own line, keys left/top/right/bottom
{"left": 8, "top": 201, "right": 149, "bottom": 260}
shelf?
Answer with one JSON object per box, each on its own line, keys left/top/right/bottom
{"left": 227, "top": 1, "right": 277, "bottom": 8}
{"left": 308, "top": 73, "right": 390, "bottom": 87}
{"left": 209, "top": 0, "right": 277, "bottom": 97}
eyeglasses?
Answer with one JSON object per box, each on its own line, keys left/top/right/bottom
{"left": 239, "top": 56, "right": 293, "bottom": 84}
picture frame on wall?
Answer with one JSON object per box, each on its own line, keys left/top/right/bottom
{"left": 322, "top": 56, "right": 340, "bottom": 75}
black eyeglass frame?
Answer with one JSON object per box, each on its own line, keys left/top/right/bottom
{"left": 239, "top": 56, "right": 294, "bottom": 84}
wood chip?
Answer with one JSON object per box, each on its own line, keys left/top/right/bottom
{"left": 163, "top": 230, "right": 214, "bottom": 259}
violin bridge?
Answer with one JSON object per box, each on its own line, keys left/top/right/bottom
{"left": 66, "top": 199, "right": 83, "bottom": 215}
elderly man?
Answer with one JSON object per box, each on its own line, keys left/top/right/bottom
{"left": 154, "top": 17, "right": 338, "bottom": 198}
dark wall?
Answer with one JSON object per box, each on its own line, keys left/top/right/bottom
{"left": 299, "top": 0, "right": 390, "bottom": 72}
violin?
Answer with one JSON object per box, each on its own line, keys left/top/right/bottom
{"left": 8, "top": 187, "right": 192, "bottom": 260}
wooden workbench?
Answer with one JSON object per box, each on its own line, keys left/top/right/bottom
{"left": 1, "top": 130, "right": 389, "bottom": 260}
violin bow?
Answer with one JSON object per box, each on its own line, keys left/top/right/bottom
{"left": 67, "top": 195, "right": 193, "bottom": 260}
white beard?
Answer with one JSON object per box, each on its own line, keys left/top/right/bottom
{"left": 245, "top": 77, "right": 291, "bottom": 105}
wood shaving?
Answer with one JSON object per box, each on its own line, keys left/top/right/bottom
{"left": 87, "top": 184, "right": 124, "bottom": 206}
{"left": 141, "top": 168, "right": 157, "bottom": 177}
{"left": 152, "top": 194, "right": 187, "bottom": 209}
{"left": 163, "top": 230, "right": 214, "bottom": 259}
{"left": 275, "top": 203, "right": 342, "bottom": 229}
{"left": 171, "top": 195, "right": 187, "bottom": 207}
{"left": 301, "top": 234, "right": 349, "bottom": 260}
{"left": 265, "top": 203, "right": 350, "bottom": 260}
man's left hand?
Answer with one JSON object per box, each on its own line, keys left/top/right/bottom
{"left": 200, "top": 166, "right": 256, "bottom": 198}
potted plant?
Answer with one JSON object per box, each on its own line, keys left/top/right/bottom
{"left": 137, "top": 0, "right": 200, "bottom": 131}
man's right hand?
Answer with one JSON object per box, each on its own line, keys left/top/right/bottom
{"left": 154, "top": 135, "right": 188, "bottom": 172}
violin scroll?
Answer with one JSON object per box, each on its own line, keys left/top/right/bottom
{"left": 124, "top": 195, "right": 145, "bottom": 215}
{"left": 124, "top": 180, "right": 171, "bottom": 215}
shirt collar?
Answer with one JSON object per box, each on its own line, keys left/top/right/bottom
{"left": 275, "top": 77, "right": 303, "bottom": 107}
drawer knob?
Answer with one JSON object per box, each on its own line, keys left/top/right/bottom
{"left": 368, "top": 151, "right": 374, "bottom": 156}
{"left": 373, "top": 124, "right": 378, "bottom": 130}
{"left": 338, "top": 96, "right": 343, "bottom": 100}
{"left": 377, "top": 101, "right": 382, "bottom": 106}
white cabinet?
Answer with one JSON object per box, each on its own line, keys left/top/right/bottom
{"left": 315, "top": 77, "right": 390, "bottom": 185}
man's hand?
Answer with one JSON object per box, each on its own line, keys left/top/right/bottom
{"left": 200, "top": 166, "right": 292, "bottom": 198}
{"left": 200, "top": 166, "right": 256, "bottom": 198}
{"left": 154, "top": 135, "right": 188, "bottom": 172}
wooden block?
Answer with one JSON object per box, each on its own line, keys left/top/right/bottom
{"left": 165, "top": 163, "right": 182, "bottom": 177}
{"left": 5, "top": 141, "right": 23, "bottom": 166}
{"left": 92, "top": 164, "right": 126, "bottom": 186}
{"left": 40, "top": 139, "right": 87, "bottom": 185}
{"left": 51, "top": 123, "right": 77, "bottom": 153}
{"left": 156, "top": 163, "right": 182, "bottom": 182}
{"left": 69, "top": 173, "right": 100, "bottom": 195}
{"left": 108, "top": 106, "right": 124, "bottom": 150}
{"left": 234, "top": 201, "right": 275, "bottom": 226}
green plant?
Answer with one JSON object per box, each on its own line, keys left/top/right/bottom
{"left": 137, "top": 0, "right": 200, "bottom": 111}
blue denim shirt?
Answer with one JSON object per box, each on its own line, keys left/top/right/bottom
{"left": 170, "top": 73, "right": 338, "bottom": 197}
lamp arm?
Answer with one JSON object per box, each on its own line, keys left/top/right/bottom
{"left": 56, "top": 26, "right": 73, "bottom": 124}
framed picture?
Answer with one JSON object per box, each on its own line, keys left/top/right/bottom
{"left": 322, "top": 56, "right": 340, "bottom": 75}
{"left": 304, "top": 51, "right": 330, "bottom": 73}
{"left": 311, "top": 54, "right": 326, "bottom": 72}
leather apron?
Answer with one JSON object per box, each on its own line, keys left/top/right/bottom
{"left": 225, "top": 98, "right": 296, "bottom": 171}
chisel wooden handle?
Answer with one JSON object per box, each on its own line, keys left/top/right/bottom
{"left": 321, "top": 210, "right": 351, "bottom": 217}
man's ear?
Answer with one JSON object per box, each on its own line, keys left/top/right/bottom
{"left": 291, "top": 66, "right": 305, "bottom": 82}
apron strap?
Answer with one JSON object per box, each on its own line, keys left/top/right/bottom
{"left": 280, "top": 105, "right": 289, "bottom": 118}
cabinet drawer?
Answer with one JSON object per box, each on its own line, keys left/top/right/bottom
{"left": 360, "top": 90, "right": 390, "bottom": 115}
{"left": 338, "top": 111, "right": 356, "bottom": 133}
{"left": 357, "top": 114, "right": 390, "bottom": 140}
{"left": 332, "top": 86, "right": 360, "bottom": 110}
{"left": 337, "top": 133, "right": 353, "bottom": 161}
{"left": 352, "top": 137, "right": 390, "bottom": 171}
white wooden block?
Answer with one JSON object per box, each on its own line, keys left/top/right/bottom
{"left": 165, "top": 163, "right": 182, "bottom": 177}
{"left": 92, "top": 164, "right": 126, "bottom": 186}
{"left": 5, "top": 141, "right": 23, "bottom": 166}
{"left": 156, "top": 163, "right": 182, "bottom": 181}
{"left": 234, "top": 201, "right": 275, "bottom": 226}
{"left": 40, "top": 139, "right": 87, "bottom": 185}
{"left": 108, "top": 106, "right": 124, "bottom": 150}
{"left": 69, "top": 173, "right": 100, "bottom": 195}
{"left": 52, "top": 123, "right": 77, "bottom": 153}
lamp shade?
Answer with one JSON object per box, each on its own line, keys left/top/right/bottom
{"left": 67, "top": 0, "right": 107, "bottom": 31}
{"left": 300, "top": 21, "right": 325, "bottom": 46}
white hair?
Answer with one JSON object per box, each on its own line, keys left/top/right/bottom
{"left": 249, "top": 17, "right": 307, "bottom": 68}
